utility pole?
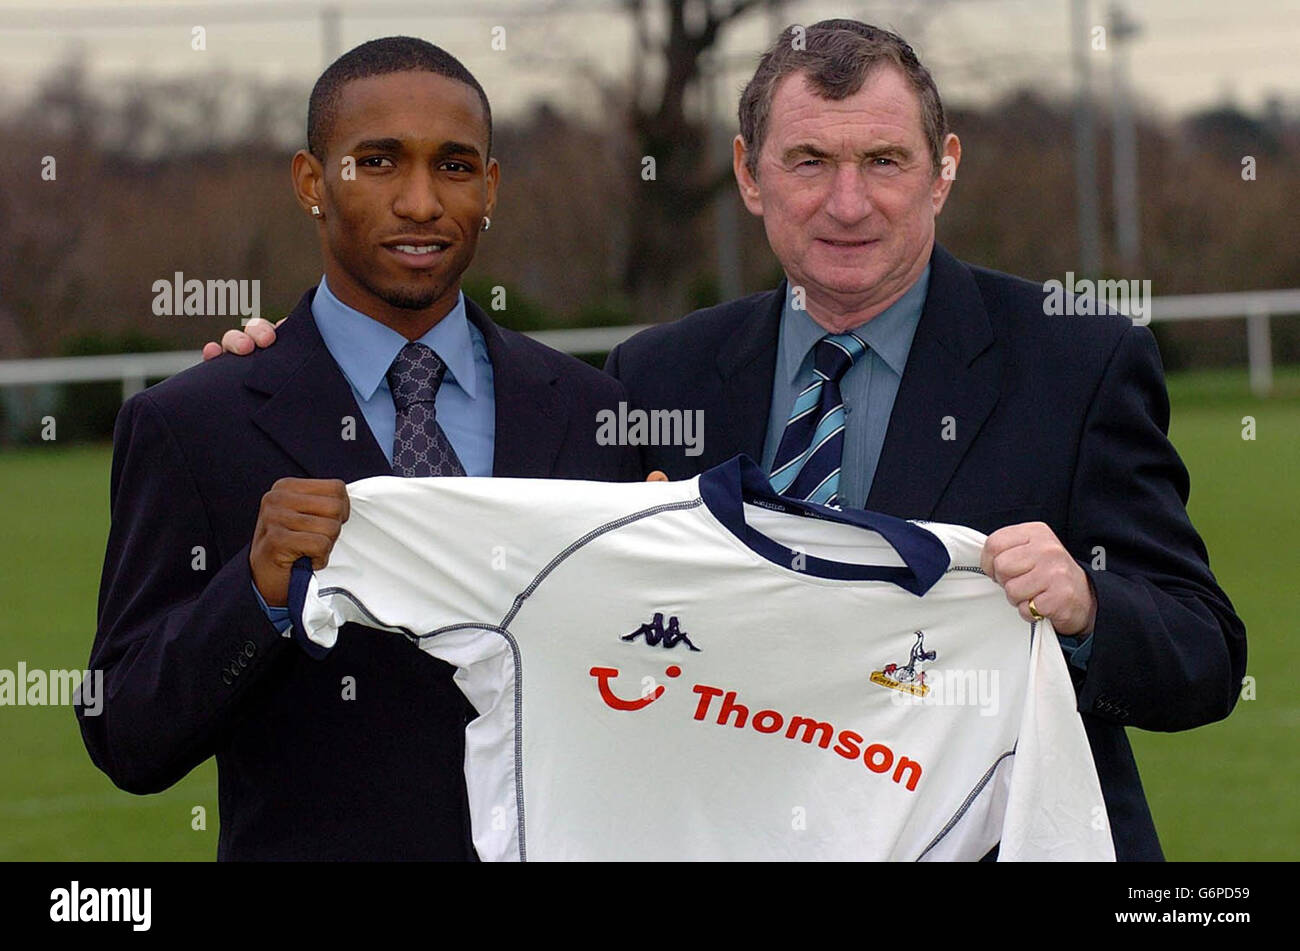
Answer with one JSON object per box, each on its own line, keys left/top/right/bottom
{"left": 1071, "top": 0, "right": 1102, "bottom": 277}
{"left": 1109, "top": 2, "right": 1142, "bottom": 270}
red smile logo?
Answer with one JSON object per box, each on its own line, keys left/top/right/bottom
{"left": 589, "top": 665, "right": 682, "bottom": 711}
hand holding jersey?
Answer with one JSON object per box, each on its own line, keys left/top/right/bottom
{"left": 250, "top": 478, "right": 351, "bottom": 607}
{"left": 982, "top": 522, "right": 1098, "bottom": 636}
{"left": 252, "top": 473, "right": 669, "bottom": 608}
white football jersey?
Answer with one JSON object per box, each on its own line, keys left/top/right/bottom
{"left": 290, "top": 456, "right": 1114, "bottom": 862}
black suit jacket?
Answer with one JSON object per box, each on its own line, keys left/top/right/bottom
{"left": 605, "top": 243, "right": 1247, "bottom": 861}
{"left": 79, "top": 288, "right": 640, "bottom": 860}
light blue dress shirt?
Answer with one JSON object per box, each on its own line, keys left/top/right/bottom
{"left": 255, "top": 276, "right": 496, "bottom": 624}
{"left": 760, "top": 265, "right": 929, "bottom": 508}
{"left": 755, "top": 265, "right": 1094, "bottom": 671}
{"left": 311, "top": 275, "right": 495, "bottom": 473}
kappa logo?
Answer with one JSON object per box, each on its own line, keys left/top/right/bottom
{"left": 870, "top": 631, "right": 938, "bottom": 697}
{"left": 621, "top": 612, "right": 701, "bottom": 651}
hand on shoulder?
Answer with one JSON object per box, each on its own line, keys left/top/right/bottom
{"left": 201, "top": 316, "right": 284, "bottom": 361}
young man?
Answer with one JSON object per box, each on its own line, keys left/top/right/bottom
{"left": 79, "top": 37, "right": 639, "bottom": 860}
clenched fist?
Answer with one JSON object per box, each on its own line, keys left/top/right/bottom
{"left": 250, "top": 478, "right": 350, "bottom": 607}
{"left": 980, "top": 521, "right": 1098, "bottom": 636}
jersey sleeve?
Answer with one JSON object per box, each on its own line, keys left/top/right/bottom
{"left": 999, "top": 616, "right": 1117, "bottom": 861}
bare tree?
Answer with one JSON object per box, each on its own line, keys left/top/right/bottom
{"left": 620, "top": 0, "right": 764, "bottom": 320}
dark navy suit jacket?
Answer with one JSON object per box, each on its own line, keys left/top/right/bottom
{"left": 79, "top": 288, "right": 640, "bottom": 860}
{"left": 605, "top": 243, "right": 1247, "bottom": 861}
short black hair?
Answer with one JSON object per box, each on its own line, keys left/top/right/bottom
{"left": 307, "top": 36, "right": 493, "bottom": 161}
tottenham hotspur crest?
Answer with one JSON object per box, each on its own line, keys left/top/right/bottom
{"left": 870, "top": 630, "right": 937, "bottom": 697}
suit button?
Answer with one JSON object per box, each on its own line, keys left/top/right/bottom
{"left": 237, "top": 654, "right": 249, "bottom": 669}
{"left": 221, "top": 670, "right": 233, "bottom": 686}
{"left": 243, "top": 640, "right": 257, "bottom": 657}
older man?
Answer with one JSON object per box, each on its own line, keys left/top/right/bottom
{"left": 603, "top": 20, "right": 1245, "bottom": 861}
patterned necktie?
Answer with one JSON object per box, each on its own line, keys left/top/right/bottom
{"left": 769, "top": 331, "right": 867, "bottom": 506}
{"left": 386, "top": 342, "right": 466, "bottom": 477}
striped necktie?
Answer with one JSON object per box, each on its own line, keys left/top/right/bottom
{"left": 768, "top": 332, "right": 867, "bottom": 506}
{"left": 386, "top": 342, "right": 467, "bottom": 477}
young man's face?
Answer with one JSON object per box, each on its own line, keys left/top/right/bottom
{"left": 300, "top": 70, "right": 498, "bottom": 325}
{"left": 735, "top": 64, "right": 958, "bottom": 325}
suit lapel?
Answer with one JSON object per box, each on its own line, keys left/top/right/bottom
{"left": 245, "top": 289, "right": 393, "bottom": 481}
{"left": 465, "top": 298, "right": 567, "bottom": 478}
{"left": 865, "top": 245, "right": 1001, "bottom": 519}
{"left": 710, "top": 285, "right": 784, "bottom": 469}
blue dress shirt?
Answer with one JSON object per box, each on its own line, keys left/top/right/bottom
{"left": 256, "top": 276, "right": 496, "bottom": 624}
{"left": 760, "top": 265, "right": 929, "bottom": 508}
{"left": 756, "top": 265, "right": 1093, "bottom": 671}
{"left": 311, "top": 275, "right": 495, "bottom": 473}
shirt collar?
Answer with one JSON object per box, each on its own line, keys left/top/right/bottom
{"left": 779, "top": 263, "right": 931, "bottom": 384}
{"left": 311, "top": 275, "right": 480, "bottom": 400}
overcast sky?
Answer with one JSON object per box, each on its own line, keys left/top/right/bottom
{"left": 0, "top": 0, "right": 1296, "bottom": 125}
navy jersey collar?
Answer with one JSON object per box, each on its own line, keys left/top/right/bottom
{"left": 698, "top": 455, "right": 950, "bottom": 594}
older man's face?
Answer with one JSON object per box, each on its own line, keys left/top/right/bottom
{"left": 737, "top": 64, "right": 957, "bottom": 325}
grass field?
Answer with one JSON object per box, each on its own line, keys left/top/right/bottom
{"left": 0, "top": 366, "right": 1296, "bottom": 861}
